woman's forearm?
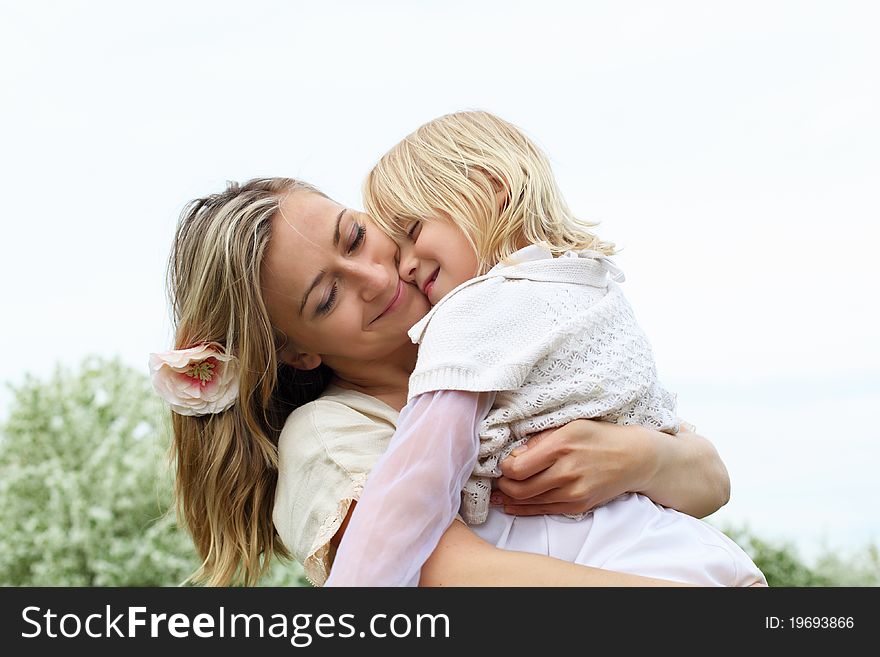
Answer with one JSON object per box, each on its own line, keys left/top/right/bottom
{"left": 419, "top": 520, "right": 688, "bottom": 587}
{"left": 637, "top": 427, "right": 730, "bottom": 519}
{"left": 332, "top": 501, "right": 689, "bottom": 586}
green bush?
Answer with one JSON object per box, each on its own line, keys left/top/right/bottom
{"left": 810, "top": 544, "right": 880, "bottom": 586}
{"left": 722, "top": 525, "right": 879, "bottom": 587}
{"left": 0, "top": 357, "right": 305, "bottom": 586}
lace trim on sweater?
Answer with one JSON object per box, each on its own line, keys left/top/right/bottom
{"left": 303, "top": 472, "right": 367, "bottom": 586}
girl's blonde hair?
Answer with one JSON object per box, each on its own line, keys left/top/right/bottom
{"left": 364, "top": 110, "right": 615, "bottom": 274}
{"left": 167, "top": 177, "right": 333, "bottom": 586}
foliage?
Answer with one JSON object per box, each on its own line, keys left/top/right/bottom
{"left": 810, "top": 544, "right": 880, "bottom": 586}
{"left": 722, "top": 525, "right": 879, "bottom": 587}
{"left": 0, "top": 357, "right": 306, "bottom": 587}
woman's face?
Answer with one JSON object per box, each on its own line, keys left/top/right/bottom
{"left": 261, "top": 191, "right": 430, "bottom": 370}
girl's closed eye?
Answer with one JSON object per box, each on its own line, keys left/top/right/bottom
{"left": 406, "top": 220, "right": 422, "bottom": 241}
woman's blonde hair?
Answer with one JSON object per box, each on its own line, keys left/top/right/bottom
{"left": 364, "top": 110, "right": 615, "bottom": 274}
{"left": 167, "top": 177, "right": 333, "bottom": 586}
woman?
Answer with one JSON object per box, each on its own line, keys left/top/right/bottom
{"left": 157, "top": 177, "right": 731, "bottom": 587}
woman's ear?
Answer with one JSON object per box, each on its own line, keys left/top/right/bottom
{"left": 279, "top": 345, "right": 323, "bottom": 371}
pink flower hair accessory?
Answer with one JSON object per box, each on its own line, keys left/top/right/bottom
{"left": 149, "top": 342, "right": 240, "bottom": 416}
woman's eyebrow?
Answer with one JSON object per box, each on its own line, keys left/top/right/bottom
{"left": 332, "top": 208, "right": 345, "bottom": 247}
{"left": 299, "top": 270, "right": 325, "bottom": 316}
{"left": 299, "top": 208, "right": 347, "bottom": 315}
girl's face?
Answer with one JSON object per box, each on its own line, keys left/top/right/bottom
{"left": 261, "top": 192, "right": 430, "bottom": 371}
{"left": 397, "top": 219, "right": 479, "bottom": 305}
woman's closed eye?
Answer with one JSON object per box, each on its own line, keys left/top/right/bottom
{"left": 316, "top": 282, "right": 339, "bottom": 317}
{"left": 347, "top": 222, "right": 366, "bottom": 253}
{"left": 315, "top": 223, "right": 364, "bottom": 317}
{"left": 314, "top": 221, "right": 366, "bottom": 317}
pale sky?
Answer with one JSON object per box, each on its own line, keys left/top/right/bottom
{"left": 1, "top": 0, "right": 878, "bottom": 559}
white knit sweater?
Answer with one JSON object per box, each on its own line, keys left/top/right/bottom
{"left": 406, "top": 245, "right": 679, "bottom": 525}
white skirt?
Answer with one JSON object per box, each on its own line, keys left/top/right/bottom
{"left": 470, "top": 492, "right": 767, "bottom": 586}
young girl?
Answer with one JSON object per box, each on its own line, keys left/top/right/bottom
{"left": 325, "top": 111, "right": 766, "bottom": 587}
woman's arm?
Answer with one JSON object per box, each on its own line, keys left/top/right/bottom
{"left": 421, "top": 520, "right": 689, "bottom": 586}
{"left": 494, "top": 420, "right": 730, "bottom": 519}
{"left": 332, "top": 505, "right": 688, "bottom": 587}
{"left": 638, "top": 422, "right": 730, "bottom": 517}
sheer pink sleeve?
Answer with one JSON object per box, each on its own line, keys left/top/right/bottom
{"left": 324, "top": 389, "right": 494, "bottom": 587}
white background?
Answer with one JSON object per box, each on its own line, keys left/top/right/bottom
{"left": 2, "top": 0, "right": 878, "bottom": 562}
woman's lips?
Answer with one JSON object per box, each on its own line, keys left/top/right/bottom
{"left": 376, "top": 279, "right": 405, "bottom": 321}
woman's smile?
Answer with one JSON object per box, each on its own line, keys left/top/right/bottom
{"left": 372, "top": 278, "right": 408, "bottom": 323}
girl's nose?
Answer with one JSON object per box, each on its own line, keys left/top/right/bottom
{"left": 397, "top": 241, "right": 418, "bottom": 283}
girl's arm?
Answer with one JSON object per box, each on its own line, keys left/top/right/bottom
{"left": 494, "top": 420, "right": 730, "bottom": 519}
{"left": 331, "top": 504, "right": 688, "bottom": 587}
{"left": 324, "top": 390, "right": 494, "bottom": 586}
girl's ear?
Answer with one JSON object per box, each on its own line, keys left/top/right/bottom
{"left": 279, "top": 345, "right": 323, "bottom": 371}
{"left": 494, "top": 186, "right": 508, "bottom": 211}
{"left": 484, "top": 171, "right": 509, "bottom": 210}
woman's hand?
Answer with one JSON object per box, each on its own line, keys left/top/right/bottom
{"left": 492, "top": 420, "right": 655, "bottom": 516}
{"left": 493, "top": 420, "right": 730, "bottom": 519}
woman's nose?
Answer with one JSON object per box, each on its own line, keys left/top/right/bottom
{"left": 352, "top": 261, "right": 391, "bottom": 301}
{"left": 397, "top": 241, "right": 418, "bottom": 283}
